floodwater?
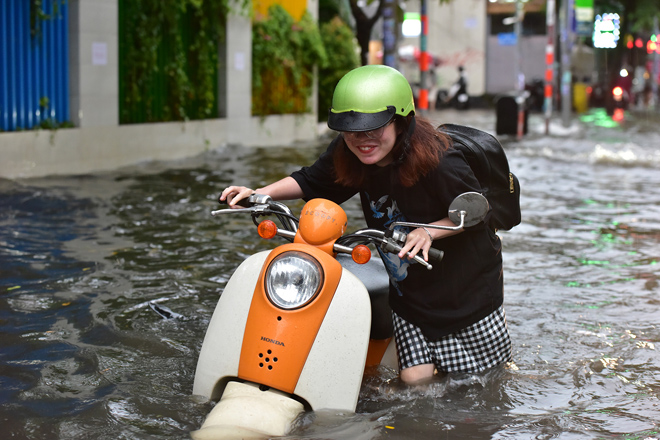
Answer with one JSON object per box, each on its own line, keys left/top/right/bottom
{"left": 1, "top": 108, "right": 659, "bottom": 439}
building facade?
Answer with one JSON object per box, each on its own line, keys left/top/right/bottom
{"left": 399, "top": 0, "right": 548, "bottom": 97}
{"left": 0, "top": 0, "right": 319, "bottom": 179}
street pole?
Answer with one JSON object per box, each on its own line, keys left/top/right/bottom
{"left": 653, "top": 17, "right": 659, "bottom": 110}
{"left": 560, "top": 0, "right": 574, "bottom": 127}
{"left": 515, "top": 0, "right": 525, "bottom": 140}
{"left": 382, "top": 0, "right": 397, "bottom": 68}
{"left": 544, "top": 0, "right": 556, "bottom": 135}
{"left": 418, "top": 0, "right": 429, "bottom": 113}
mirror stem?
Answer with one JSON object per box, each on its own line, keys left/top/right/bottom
{"left": 389, "top": 211, "right": 466, "bottom": 233}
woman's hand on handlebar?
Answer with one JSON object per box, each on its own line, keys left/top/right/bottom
{"left": 398, "top": 227, "right": 433, "bottom": 262}
{"left": 219, "top": 186, "right": 254, "bottom": 208}
{"left": 219, "top": 178, "right": 304, "bottom": 208}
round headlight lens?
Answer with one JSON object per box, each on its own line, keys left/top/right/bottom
{"left": 265, "top": 252, "right": 323, "bottom": 309}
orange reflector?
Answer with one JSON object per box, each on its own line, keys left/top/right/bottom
{"left": 258, "top": 220, "right": 278, "bottom": 239}
{"left": 351, "top": 245, "right": 371, "bottom": 264}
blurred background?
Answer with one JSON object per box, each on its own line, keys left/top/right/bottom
{"left": 2, "top": 0, "right": 659, "bottom": 178}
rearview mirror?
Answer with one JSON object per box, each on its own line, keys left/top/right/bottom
{"left": 448, "top": 192, "right": 489, "bottom": 228}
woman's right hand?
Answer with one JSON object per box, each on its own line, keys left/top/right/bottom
{"left": 218, "top": 177, "right": 304, "bottom": 208}
{"left": 218, "top": 186, "right": 254, "bottom": 208}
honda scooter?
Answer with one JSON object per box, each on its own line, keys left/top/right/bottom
{"left": 191, "top": 192, "right": 489, "bottom": 439}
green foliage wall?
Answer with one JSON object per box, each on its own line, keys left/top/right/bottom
{"left": 118, "top": 1, "right": 357, "bottom": 122}
{"left": 318, "top": 17, "right": 360, "bottom": 121}
{"left": 251, "top": 5, "right": 327, "bottom": 116}
{"left": 118, "top": 0, "right": 243, "bottom": 124}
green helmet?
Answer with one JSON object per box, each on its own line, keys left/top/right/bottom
{"left": 327, "top": 65, "right": 415, "bottom": 132}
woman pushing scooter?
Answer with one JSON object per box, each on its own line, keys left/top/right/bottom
{"left": 220, "top": 65, "right": 512, "bottom": 386}
{"left": 193, "top": 189, "right": 489, "bottom": 438}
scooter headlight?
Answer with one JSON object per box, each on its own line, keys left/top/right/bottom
{"left": 265, "top": 252, "right": 323, "bottom": 309}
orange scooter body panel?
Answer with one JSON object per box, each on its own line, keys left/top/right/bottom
{"left": 296, "top": 198, "right": 347, "bottom": 246}
{"left": 365, "top": 337, "right": 393, "bottom": 367}
{"left": 238, "top": 243, "right": 343, "bottom": 393}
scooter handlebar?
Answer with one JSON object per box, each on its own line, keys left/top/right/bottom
{"left": 216, "top": 193, "right": 271, "bottom": 209}
{"left": 378, "top": 237, "right": 438, "bottom": 271}
{"left": 428, "top": 247, "right": 444, "bottom": 265}
{"left": 211, "top": 198, "right": 444, "bottom": 269}
{"left": 386, "top": 229, "right": 444, "bottom": 268}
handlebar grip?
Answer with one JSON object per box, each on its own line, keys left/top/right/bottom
{"left": 428, "top": 247, "right": 444, "bottom": 265}
{"left": 217, "top": 195, "right": 251, "bottom": 208}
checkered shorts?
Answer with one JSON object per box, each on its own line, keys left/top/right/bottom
{"left": 393, "top": 306, "right": 512, "bottom": 373}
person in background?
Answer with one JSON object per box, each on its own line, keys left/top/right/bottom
{"left": 427, "top": 61, "right": 439, "bottom": 110}
{"left": 220, "top": 65, "right": 512, "bottom": 384}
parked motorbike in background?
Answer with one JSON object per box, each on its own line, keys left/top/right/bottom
{"left": 436, "top": 66, "right": 469, "bottom": 110}
{"left": 190, "top": 192, "right": 489, "bottom": 439}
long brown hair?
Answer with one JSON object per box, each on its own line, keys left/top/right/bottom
{"left": 333, "top": 115, "right": 451, "bottom": 188}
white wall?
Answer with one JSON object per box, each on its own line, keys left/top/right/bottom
{"left": 68, "top": 0, "right": 119, "bottom": 127}
{"left": 429, "top": 0, "right": 486, "bottom": 95}
{"left": 399, "top": 0, "right": 486, "bottom": 95}
{"left": 486, "top": 35, "right": 547, "bottom": 94}
{"left": 0, "top": 115, "right": 318, "bottom": 179}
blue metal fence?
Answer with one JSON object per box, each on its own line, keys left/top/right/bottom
{"left": 1, "top": 0, "right": 69, "bottom": 131}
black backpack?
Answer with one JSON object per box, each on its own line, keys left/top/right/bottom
{"left": 438, "top": 123, "right": 521, "bottom": 231}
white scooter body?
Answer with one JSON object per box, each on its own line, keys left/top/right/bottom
{"left": 192, "top": 250, "right": 373, "bottom": 411}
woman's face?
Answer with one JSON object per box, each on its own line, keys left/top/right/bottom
{"left": 342, "top": 122, "right": 399, "bottom": 167}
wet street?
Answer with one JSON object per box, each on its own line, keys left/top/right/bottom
{"left": 1, "top": 107, "right": 659, "bottom": 439}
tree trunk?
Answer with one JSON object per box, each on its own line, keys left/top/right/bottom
{"left": 349, "top": 0, "right": 386, "bottom": 66}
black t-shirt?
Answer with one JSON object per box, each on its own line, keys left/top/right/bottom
{"left": 290, "top": 137, "right": 503, "bottom": 339}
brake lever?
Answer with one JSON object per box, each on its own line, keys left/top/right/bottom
{"left": 407, "top": 253, "right": 433, "bottom": 270}
{"left": 211, "top": 204, "right": 271, "bottom": 216}
{"left": 380, "top": 238, "right": 434, "bottom": 270}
